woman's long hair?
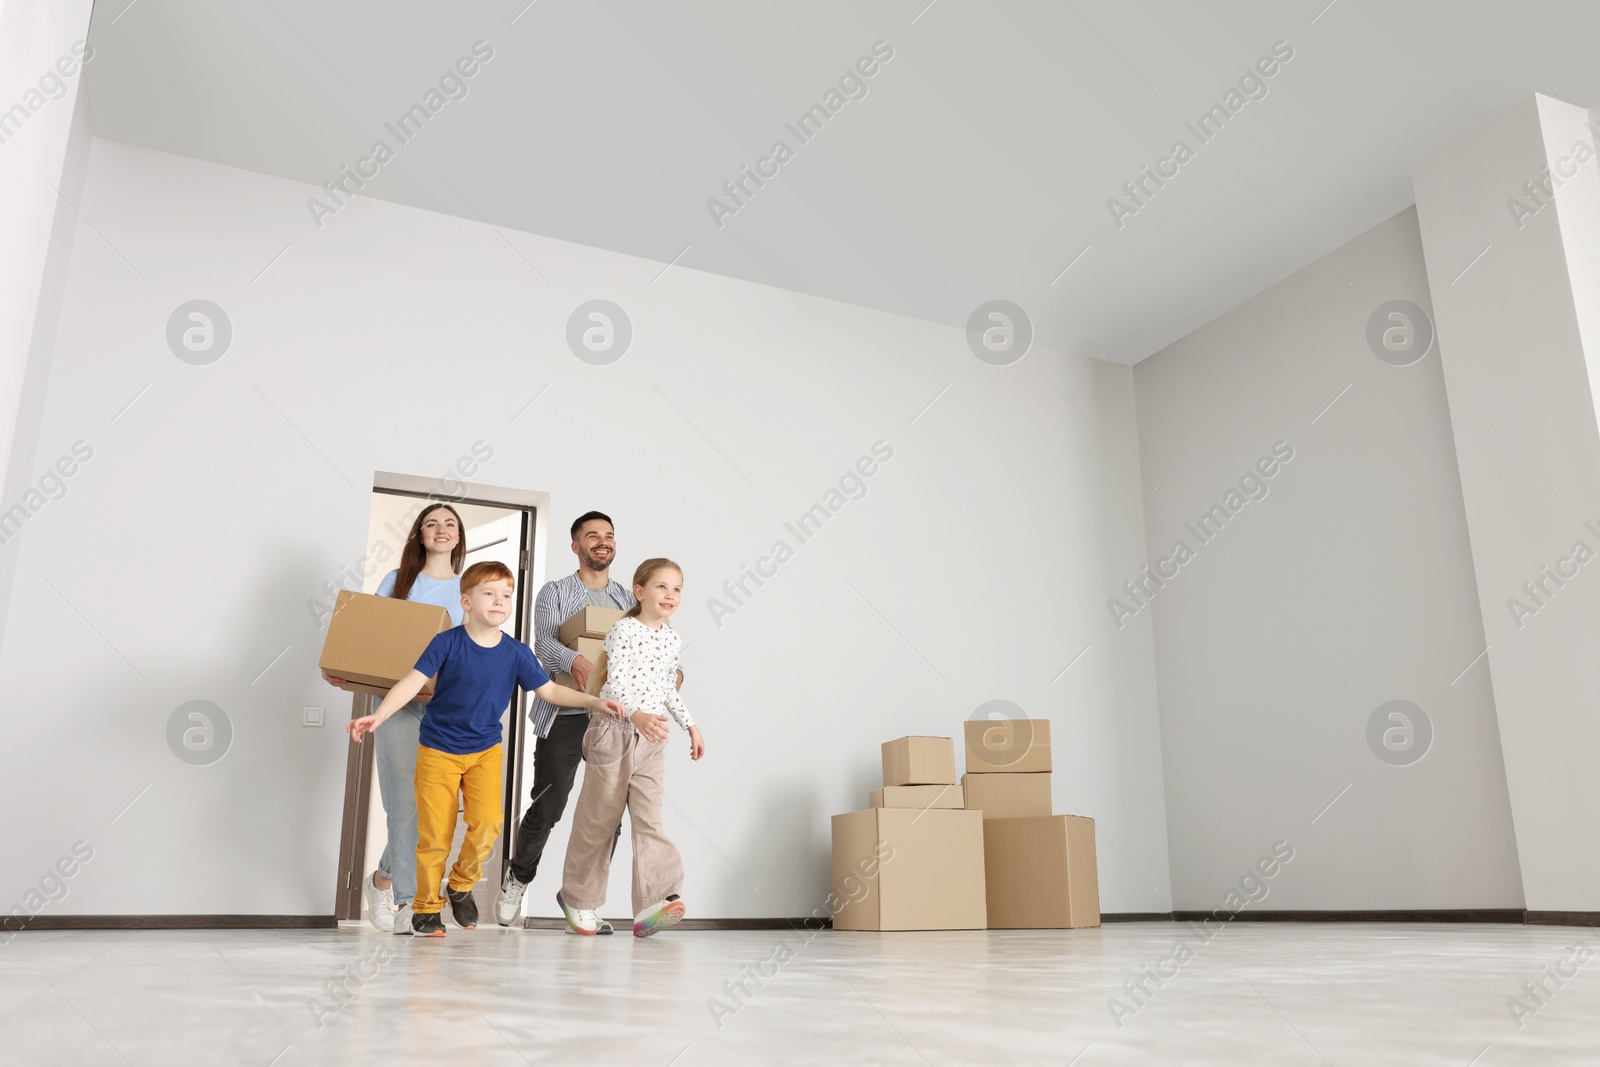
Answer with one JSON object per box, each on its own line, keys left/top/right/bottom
{"left": 623, "top": 557, "right": 683, "bottom": 619}
{"left": 390, "top": 502, "right": 466, "bottom": 602}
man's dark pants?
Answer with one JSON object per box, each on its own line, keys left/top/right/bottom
{"left": 509, "top": 712, "right": 620, "bottom": 884}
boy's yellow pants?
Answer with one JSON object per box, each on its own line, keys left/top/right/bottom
{"left": 413, "top": 743, "right": 503, "bottom": 914}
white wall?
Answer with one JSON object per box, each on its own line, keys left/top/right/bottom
{"left": 1132, "top": 207, "right": 1524, "bottom": 910}
{"left": 1413, "top": 95, "right": 1600, "bottom": 912}
{"left": 0, "top": 0, "right": 94, "bottom": 650}
{"left": 0, "top": 137, "right": 1171, "bottom": 918}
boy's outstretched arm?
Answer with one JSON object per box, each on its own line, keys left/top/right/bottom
{"left": 346, "top": 670, "right": 429, "bottom": 741}
{"left": 532, "top": 680, "right": 624, "bottom": 720}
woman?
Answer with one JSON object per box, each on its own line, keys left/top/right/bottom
{"left": 324, "top": 501, "right": 465, "bottom": 934}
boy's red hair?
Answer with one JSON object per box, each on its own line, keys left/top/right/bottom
{"left": 460, "top": 560, "right": 515, "bottom": 595}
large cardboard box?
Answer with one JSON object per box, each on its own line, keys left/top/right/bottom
{"left": 962, "top": 772, "right": 1052, "bottom": 820}
{"left": 319, "top": 590, "right": 453, "bottom": 698}
{"left": 558, "top": 606, "right": 626, "bottom": 647}
{"left": 982, "top": 815, "right": 1100, "bottom": 929}
{"left": 964, "top": 718, "right": 1052, "bottom": 774}
{"left": 831, "top": 808, "right": 986, "bottom": 931}
{"left": 552, "top": 636, "right": 609, "bottom": 696}
{"left": 881, "top": 736, "right": 956, "bottom": 787}
{"left": 869, "top": 784, "right": 964, "bottom": 810}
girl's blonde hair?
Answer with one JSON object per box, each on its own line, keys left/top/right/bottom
{"left": 624, "top": 557, "right": 683, "bottom": 618}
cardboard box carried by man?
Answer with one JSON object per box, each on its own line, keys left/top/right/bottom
{"left": 553, "top": 605, "right": 626, "bottom": 695}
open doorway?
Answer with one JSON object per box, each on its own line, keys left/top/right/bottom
{"left": 333, "top": 473, "right": 550, "bottom": 924}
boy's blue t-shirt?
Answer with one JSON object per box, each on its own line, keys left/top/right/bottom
{"left": 376, "top": 569, "right": 464, "bottom": 626}
{"left": 412, "top": 627, "right": 551, "bottom": 754}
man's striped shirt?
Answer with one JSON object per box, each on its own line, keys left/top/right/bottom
{"left": 526, "top": 572, "right": 634, "bottom": 738}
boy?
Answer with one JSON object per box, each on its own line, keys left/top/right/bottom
{"left": 348, "top": 560, "right": 624, "bottom": 937}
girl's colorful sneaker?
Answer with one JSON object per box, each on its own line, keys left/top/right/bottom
{"left": 557, "top": 890, "right": 599, "bottom": 935}
{"left": 633, "top": 895, "right": 685, "bottom": 939}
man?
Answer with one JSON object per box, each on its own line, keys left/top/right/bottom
{"left": 495, "top": 511, "right": 681, "bottom": 932}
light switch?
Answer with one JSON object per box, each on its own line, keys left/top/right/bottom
{"left": 302, "top": 706, "right": 324, "bottom": 727}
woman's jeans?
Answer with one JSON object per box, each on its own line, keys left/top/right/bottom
{"left": 373, "top": 700, "right": 426, "bottom": 904}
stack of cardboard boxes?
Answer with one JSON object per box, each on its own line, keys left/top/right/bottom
{"left": 830, "top": 723, "right": 1101, "bottom": 931}
{"left": 964, "top": 719, "right": 1100, "bottom": 930}
{"left": 552, "top": 606, "right": 625, "bottom": 694}
{"left": 831, "top": 737, "right": 986, "bottom": 931}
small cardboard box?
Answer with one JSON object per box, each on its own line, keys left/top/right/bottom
{"left": 319, "top": 590, "right": 453, "bottom": 698}
{"left": 962, "top": 772, "right": 1052, "bottom": 820}
{"left": 964, "top": 718, "right": 1052, "bottom": 774}
{"left": 869, "top": 784, "right": 965, "bottom": 811}
{"left": 881, "top": 736, "right": 956, "bottom": 787}
{"left": 831, "top": 808, "right": 986, "bottom": 931}
{"left": 558, "top": 606, "right": 626, "bottom": 647}
{"left": 552, "top": 636, "right": 609, "bottom": 696}
{"left": 982, "top": 815, "right": 1100, "bottom": 929}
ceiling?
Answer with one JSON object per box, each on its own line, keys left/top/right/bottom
{"left": 84, "top": 0, "right": 1600, "bottom": 364}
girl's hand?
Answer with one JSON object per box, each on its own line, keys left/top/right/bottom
{"left": 595, "top": 697, "right": 625, "bottom": 719}
{"left": 630, "top": 711, "right": 670, "bottom": 743}
{"left": 688, "top": 726, "right": 705, "bottom": 761}
{"left": 321, "top": 671, "right": 346, "bottom": 688}
{"left": 347, "top": 716, "right": 378, "bottom": 742}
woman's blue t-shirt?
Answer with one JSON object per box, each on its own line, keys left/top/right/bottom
{"left": 376, "top": 569, "right": 464, "bottom": 626}
{"left": 411, "top": 628, "right": 551, "bottom": 754}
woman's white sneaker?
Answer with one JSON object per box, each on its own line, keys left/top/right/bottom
{"left": 362, "top": 874, "right": 396, "bottom": 933}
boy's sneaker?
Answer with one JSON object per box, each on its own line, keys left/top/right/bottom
{"left": 495, "top": 873, "right": 528, "bottom": 927}
{"left": 362, "top": 875, "right": 396, "bottom": 933}
{"left": 447, "top": 888, "right": 479, "bottom": 930}
{"left": 557, "top": 890, "right": 599, "bottom": 936}
{"left": 633, "top": 895, "right": 685, "bottom": 939}
{"left": 393, "top": 903, "right": 413, "bottom": 935}
{"left": 412, "top": 910, "right": 446, "bottom": 938}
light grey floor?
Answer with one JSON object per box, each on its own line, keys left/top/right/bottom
{"left": 2, "top": 922, "right": 1597, "bottom": 1065}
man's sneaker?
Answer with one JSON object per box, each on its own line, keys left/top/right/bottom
{"left": 597, "top": 920, "right": 615, "bottom": 935}
{"left": 495, "top": 873, "right": 529, "bottom": 927}
{"left": 557, "top": 890, "right": 598, "bottom": 935}
{"left": 412, "top": 910, "right": 446, "bottom": 938}
{"left": 633, "top": 895, "right": 685, "bottom": 939}
{"left": 447, "top": 888, "right": 479, "bottom": 930}
{"left": 393, "top": 903, "right": 414, "bottom": 935}
{"left": 362, "top": 874, "right": 396, "bottom": 933}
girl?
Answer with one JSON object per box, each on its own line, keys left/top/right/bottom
{"left": 323, "top": 501, "right": 465, "bottom": 934}
{"left": 558, "top": 557, "right": 705, "bottom": 938}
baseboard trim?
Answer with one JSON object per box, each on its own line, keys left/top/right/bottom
{"left": 1171, "top": 909, "right": 1526, "bottom": 924}
{"left": 12, "top": 910, "right": 1585, "bottom": 932}
{"left": 1526, "top": 911, "right": 1600, "bottom": 927}
{"left": 523, "top": 917, "right": 832, "bottom": 932}
{"left": 4, "top": 915, "right": 338, "bottom": 932}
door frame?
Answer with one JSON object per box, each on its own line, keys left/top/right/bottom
{"left": 333, "top": 472, "right": 550, "bottom": 920}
